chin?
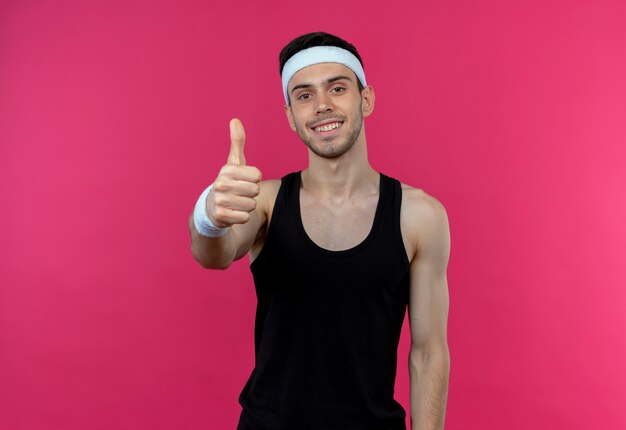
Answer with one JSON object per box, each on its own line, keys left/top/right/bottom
{"left": 307, "top": 140, "right": 356, "bottom": 159}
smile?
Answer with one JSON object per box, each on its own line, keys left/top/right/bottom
{"left": 313, "top": 122, "right": 343, "bottom": 133}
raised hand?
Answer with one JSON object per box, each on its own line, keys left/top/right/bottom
{"left": 206, "top": 118, "right": 262, "bottom": 228}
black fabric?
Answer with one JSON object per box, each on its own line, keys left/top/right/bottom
{"left": 237, "top": 171, "right": 410, "bottom": 430}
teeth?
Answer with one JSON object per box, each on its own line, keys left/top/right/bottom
{"left": 314, "top": 122, "right": 341, "bottom": 132}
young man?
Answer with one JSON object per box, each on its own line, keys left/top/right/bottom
{"left": 189, "top": 32, "right": 450, "bottom": 430}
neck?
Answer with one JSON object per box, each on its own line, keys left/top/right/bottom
{"left": 302, "top": 131, "right": 378, "bottom": 199}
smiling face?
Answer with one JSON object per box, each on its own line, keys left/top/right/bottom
{"left": 284, "top": 62, "right": 374, "bottom": 159}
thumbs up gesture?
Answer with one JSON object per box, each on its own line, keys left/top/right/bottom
{"left": 206, "top": 118, "right": 262, "bottom": 228}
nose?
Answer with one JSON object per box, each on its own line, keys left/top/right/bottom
{"left": 315, "top": 92, "right": 334, "bottom": 114}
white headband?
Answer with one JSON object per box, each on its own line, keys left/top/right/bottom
{"left": 281, "top": 45, "right": 367, "bottom": 104}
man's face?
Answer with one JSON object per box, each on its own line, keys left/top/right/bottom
{"left": 284, "top": 62, "right": 374, "bottom": 159}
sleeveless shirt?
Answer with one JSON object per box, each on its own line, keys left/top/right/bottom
{"left": 237, "top": 171, "right": 410, "bottom": 430}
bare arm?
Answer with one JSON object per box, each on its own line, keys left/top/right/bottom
{"left": 188, "top": 182, "right": 266, "bottom": 269}
{"left": 188, "top": 118, "right": 265, "bottom": 270}
{"left": 404, "top": 190, "right": 451, "bottom": 430}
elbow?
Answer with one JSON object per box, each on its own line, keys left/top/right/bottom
{"left": 209, "top": 259, "right": 233, "bottom": 270}
{"left": 409, "top": 345, "right": 450, "bottom": 380}
{"left": 191, "top": 246, "right": 233, "bottom": 270}
{"left": 409, "top": 342, "right": 450, "bottom": 365}
{"left": 198, "top": 258, "right": 232, "bottom": 271}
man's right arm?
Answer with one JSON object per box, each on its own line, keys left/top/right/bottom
{"left": 188, "top": 118, "right": 265, "bottom": 270}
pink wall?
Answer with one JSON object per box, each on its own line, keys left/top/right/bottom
{"left": 1, "top": 0, "right": 625, "bottom": 428}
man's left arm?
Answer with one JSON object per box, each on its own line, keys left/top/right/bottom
{"left": 406, "top": 194, "right": 451, "bottom": 430}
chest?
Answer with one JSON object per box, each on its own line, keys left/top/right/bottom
{"left": 299, "top": 191, "right": 379, "bottom": 252}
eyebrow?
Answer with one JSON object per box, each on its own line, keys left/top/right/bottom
{"left": 290, "top": 75, "right": 353, "bottom": 95}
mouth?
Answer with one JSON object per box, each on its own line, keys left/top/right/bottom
{"left": 311, "top": 121, "right": 344, "bottom": 135}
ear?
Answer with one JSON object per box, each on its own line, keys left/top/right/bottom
{"left": 284, "top": 104, "right": 297, "bottom": 131}
{"left": 360, "top": 85, "right": 375, "bottom": 118}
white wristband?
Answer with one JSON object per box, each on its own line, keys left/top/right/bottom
{"left": 193, "top": 183, "right": 230, "bottom": 238}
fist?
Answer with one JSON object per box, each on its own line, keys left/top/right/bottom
{"left": 206, "top": 118, "right": 262, "bottom": 228}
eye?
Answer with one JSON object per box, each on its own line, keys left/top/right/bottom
{"left": 331, "top": 86, "right": 345, "bottom": 94}
{"left": 297, "top": 93, "right": 312, "bottom": 101}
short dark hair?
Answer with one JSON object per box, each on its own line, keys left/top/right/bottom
{"left": 279, "top": 32, "right": 365, "bottom": 103}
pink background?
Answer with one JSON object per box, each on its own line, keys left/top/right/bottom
{"left": 1, "top": 0, "right": 625, "bottom": 429}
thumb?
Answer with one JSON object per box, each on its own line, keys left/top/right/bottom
{"left": 228, "top": 118, "right": 246, "bottom": 166}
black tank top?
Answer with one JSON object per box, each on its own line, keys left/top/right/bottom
{"left": 237, "top": 171, "right": 410, "bottom": 430}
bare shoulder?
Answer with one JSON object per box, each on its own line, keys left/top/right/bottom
{"left": 248, "top": 179, "right": 281, "bottom": 260}
{"left": 258, "top": 179, "right": 281, "bottom": 212}
{"left": 259, "top": 179, "right": 281, "bottom": 194}
{"left": 255, "top": 178, "right": 281, "bottom": 233}
{"left": 400, "top": 183, "right": 448, "bottom": 220}
{"left": 399, "top": 183, "right": 450, "bottom": 263}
